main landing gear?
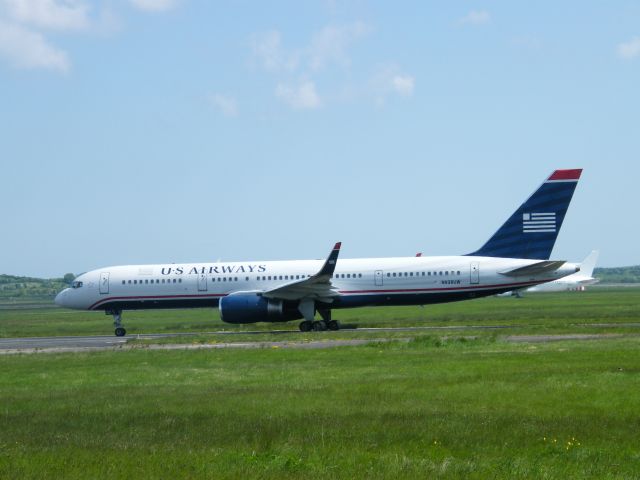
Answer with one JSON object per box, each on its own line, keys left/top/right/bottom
{"left": 298, "top": 307, "right": 340, "bottom": 332}
{"left": 108, "top": 310, "right": 126, "bottom": 337}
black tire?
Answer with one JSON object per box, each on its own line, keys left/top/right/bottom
{"left": 115, "top": 327, "right": 126, "bottom": 337}
{"left": 299, "top": 321, "right": 312, "bottom": 332}
{"left": 312, "top": 321, "right": 325, "bottom": 331}
{"left": 327, "top": 320, "right": 340, "bottom": 331}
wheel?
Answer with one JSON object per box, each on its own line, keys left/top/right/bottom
{"left": 115, "top": 327, "right": 126, "bottom": 337}
{"left": 299, "top": 321, "right": 313, "bottom": 332}
{"left": 312, "top": 321, "right": 326, "bottom": 331}
{"left": 327, "top": 320, "right": 340, "bottom": 331}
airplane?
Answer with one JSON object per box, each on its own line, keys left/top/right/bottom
{"left": 55, "top": 169, "right": 583, "bottom": 337}
{"left": 526, "top": 250, "right": 599, "bottom": 292}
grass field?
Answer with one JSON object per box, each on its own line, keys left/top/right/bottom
{"left": 1, "top": 289, "right": 640, "bottom": 478}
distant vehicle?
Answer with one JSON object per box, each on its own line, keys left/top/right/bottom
{"left": 55, "top": 169, "right": 583, "bottom": 337}
{"left": 527, "top": 250, "right": 599, "bottom": 292}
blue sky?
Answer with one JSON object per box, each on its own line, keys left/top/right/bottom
{"left": 1, "top": 1, "right": 639, "bottom": 277}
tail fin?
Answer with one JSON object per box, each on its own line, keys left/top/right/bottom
{"left": 579, "top": 250, "right": 599, "bottom": 277}
{"left": 467, "top": 169, "right": 582, "bottom": 260}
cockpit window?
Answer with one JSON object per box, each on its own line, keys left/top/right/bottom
{"left": 71, "top": 281, "right": 83, "bottom": 289}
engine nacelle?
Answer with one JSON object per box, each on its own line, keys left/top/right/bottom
{"left": 219, "top": 292, "right": 303, "bottom": 324}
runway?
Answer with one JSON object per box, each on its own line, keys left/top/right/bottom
{"left": 0, "top": 323, "right": 637, "bottom": 354}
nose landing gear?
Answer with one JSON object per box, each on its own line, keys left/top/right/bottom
{"left": 107, "top": 310, "right": 126, "bottom": 337}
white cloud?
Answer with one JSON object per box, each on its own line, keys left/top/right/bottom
{"left": 307, "top": 21, "right": 370, "bottom": 71}
{"left": 250, "top": 30, "right": 299, "bottom": 73}
{"left": 2, "top": 0, "right": 90, "bottom": 31}
{"left": 460, "top": 10, "right": 491, "bottom": 25}
{"left": 208, "top": 93, "right": 238, "bottom": 117}
{"left": 250, "top": 22, "right": 371, "bottom": 110}
{"left": 617, "top": 37, "right": 640, "bottom": 60}
{"left": 392, "top": 74, "right": 414, "bottom": 96}
{"left": 250, "top": 22, "right": 370, "bottom": 74}
{"left": 0, "top": 0, "right": 179, "bottom": 72}
{"left": 128, "top": 0, "right": 178, "bottom": 13}
{"left": 0, "top": 20, "right": 69, "bottom": 71}
{"left": 370, "top": 65, "right": 415, "bottom": 104}
{"left": 276, "top": 81, "right": 321, "bottom": 110}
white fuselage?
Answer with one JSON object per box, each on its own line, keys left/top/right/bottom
{"left": 55, "top": 255, "right": 579, "bottom": 314}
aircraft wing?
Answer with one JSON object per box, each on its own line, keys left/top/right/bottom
{"left": 262, "top": 242, "right": 342, "bottom": 303}
{"left": 500, "top": 260, "right": 567, "bottom": 277}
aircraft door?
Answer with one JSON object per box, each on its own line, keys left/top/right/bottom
{"left": 374, "top": 270, "right": 383, "bottom": 286}
{"left": 99, "top": 272, "right": 110, "bottom": 294}
{"left": 470, "top": 262, "right": 479, "bottom": 285}
{"left": 197, "top": 273, "right": 208, "bottom": 292}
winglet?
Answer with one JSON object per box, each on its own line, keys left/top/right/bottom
{"left": 318, "top": 242, "right": 341, "bottom": 277}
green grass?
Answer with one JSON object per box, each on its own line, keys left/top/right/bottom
{"left": 1, "top": 288, "right": 639, "bottom": 339}
{"left": 1, "top": 337, "right": 640, "bottom": 478}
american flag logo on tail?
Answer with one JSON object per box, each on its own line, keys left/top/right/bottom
{"left": 522, "top": 212, "right": 556, "bottom": 233}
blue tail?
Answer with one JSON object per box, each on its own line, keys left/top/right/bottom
{"left": 467, "top": 169, "right": 582, "bottom": 260}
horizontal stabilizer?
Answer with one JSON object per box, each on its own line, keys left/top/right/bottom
{"left": 500, "top": 260, "right": 566, "bottom": 277}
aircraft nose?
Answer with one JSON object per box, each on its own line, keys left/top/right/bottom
{"left": 55, "top": 289, "right": 69, "bottom": 307}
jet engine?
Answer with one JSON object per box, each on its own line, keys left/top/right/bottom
{"left": 219, "top": 292, "right": 303, "bottom": 324}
